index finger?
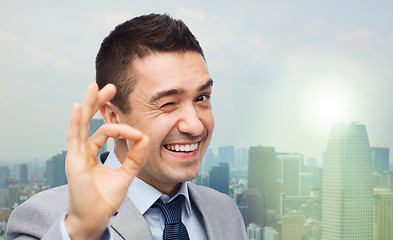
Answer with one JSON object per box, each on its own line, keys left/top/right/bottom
{"left": 118, "top": 134, "right": 150, "bottom": 180}
{"left": 90, "top": 124, "right": 143, "bottom": 151}
{"left": 79, "top": 83, "right": 116, "bottom": 141}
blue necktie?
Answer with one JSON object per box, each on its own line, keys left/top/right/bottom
{"left": 153, "top": 195, "right": 190, "bottom": 240}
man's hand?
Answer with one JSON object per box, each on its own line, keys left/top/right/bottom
{"left": 64, "top": 83, "right": 149, "bottom": 239}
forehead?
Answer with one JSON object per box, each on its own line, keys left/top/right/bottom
{"left": 131, "top": 51, "right": 210, "bottom": 94}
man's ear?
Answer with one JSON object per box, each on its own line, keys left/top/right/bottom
{"left": 100, "top": 102, "right": 122, "bottom": 124}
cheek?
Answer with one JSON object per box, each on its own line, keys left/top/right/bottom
{"left": 201, "top": 111, "right": 215, "bottom": 132}
{"left": 145, "top": 115, "right": 178, "bottom": 143}
{"left": 209, "top": 114, "right": 215, "bottom": 130}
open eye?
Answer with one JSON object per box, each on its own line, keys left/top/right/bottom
{"left": 196, "top": 95, "right": 210, "bottom": 102}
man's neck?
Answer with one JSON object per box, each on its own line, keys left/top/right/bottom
{"left": 114, "top": 139, "right": 128, "bottom": 164}
{"left": 137, "top": 173, "right": 181, "bottom": 198}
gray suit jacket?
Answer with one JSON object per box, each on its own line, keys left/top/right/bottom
{"left": 6, "top": 182, "right": 246, "bottom": 239}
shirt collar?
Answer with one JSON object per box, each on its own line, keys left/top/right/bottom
{"left": 103, "top": 149, "right": 192, "bottom": 216}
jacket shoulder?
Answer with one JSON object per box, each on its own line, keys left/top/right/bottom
{"left": 188, "top": 182, "right": 234, "bottom": 203}
{"left": 188, "top": 182, "right": 247, "bottom": 239}
{"left": 6, "top": 185, "right": 69, "bottom": 239}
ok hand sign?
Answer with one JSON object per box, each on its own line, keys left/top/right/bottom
{"left": 64, "top": 83, "right": 149, "bottom": 239}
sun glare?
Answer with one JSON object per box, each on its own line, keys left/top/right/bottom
{"left": 311, "top": 89, "right": 353, "bottom": 131}
{"left": 301, "top": 80, "right": 353, "bottom": 134}
{"left": 317, "top": 93, "right": 345, "bottom": 124}
{"left": 300, "top": 77, "right": 354, "bottom": 132}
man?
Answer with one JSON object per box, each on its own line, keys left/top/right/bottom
{"left": 6, "top": 13, "right": 246, "bottom": 240}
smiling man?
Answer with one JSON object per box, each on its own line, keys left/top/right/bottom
{"left": 6, "top": 14, "right": 246, "bottom": 240}
{"left": 108, "top": 52, "right": 214, "bottom": 198}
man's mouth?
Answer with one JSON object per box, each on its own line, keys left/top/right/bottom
{"left": 164, "top": 143, "right": 199, "bottom": 153}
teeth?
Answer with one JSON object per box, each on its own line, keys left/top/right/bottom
{"left": 165, "top": 143, "right": 198, "bottom": 152}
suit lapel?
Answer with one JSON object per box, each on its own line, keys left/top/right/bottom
{"left": 99, "top": 152, "right": 153, "bottom": 239}
{"left": 188, "top": 183, "right": 219, "bottom": 240}
{"left": 110, "top": 198, "right": 153, "bottom": 240}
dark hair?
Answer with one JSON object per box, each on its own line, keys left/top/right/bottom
{"left": 95, "top": 13, "right": 205, "bottom": 113}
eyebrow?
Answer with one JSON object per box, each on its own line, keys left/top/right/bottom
{"left": 149, "top": 78, "right": 213, "bottom": 104}
{"left": 199, "top": 79, "right": 214, "bottom": 91}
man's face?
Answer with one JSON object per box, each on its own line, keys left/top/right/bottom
{"left": 120, "top": 51, "right": 214, "bottom": 192}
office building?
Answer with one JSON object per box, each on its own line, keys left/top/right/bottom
{"left": 0, "top": 166, "right": 9, "bottom": 186}
{"left": 46, "top": 151, "right": 67, "bottom": 188}
{"left": 209, "top": 162, "right": 229, "bottom": 195}
{"left": 277, "top": 153, "right": 303, "bottom": 196}
{"left": 281, "top": 211, "right": 305, "bottom": 240}
{"left": 7, "top": 186, "right": 20, "bottom": 208}
{"left": 371, "top": 147, "right": 389, "bottom": 173}
{"left": 300, "top": 172, "right": 312, "bottom": 196}
{"left": 374, "top": 171, "right": 393, "bottom": 189}
{"left": 373, "top": 189, "right": 393, "bottom": 240}
{"left": 240, "top": 188, "right": 265, "bottom": 227}
{"left": 218, "top": 145, "right": 235, "bottom": 165}
{"left": 247, "top": 223, "right": 264, "bottom": 240}
{"left": 0, "top": 189, "right": 8, "bottom": 208}
{"left": 311, "top": 167, "right": 322, "bottom": 190}
{"left": 19, "top": 163, "right": 28, "bottom": 185}
{"left": 306, "top": 158, "right": 318, "bottom": 167}
{"left": 321, "top": 122, "right": 373, "bottom": 239}
{"left": 281, "top": 194, "right": 320, "bottom": 220}
{"left": 237, "top": 203, "right": 248, "bottom": 228}
{"left": 195, "top": 172, "right": 209, "bottom": 187}
{"left": 304, "top": 218, "right": 321, "bottom": 240}
{"left": 201, "top": 148, "right": 217, "bottom": 170}
{"left": 235, "top": 147, "right": 248, "bottom": 170}
{"left": 264, "top": 226, "right": 278, "bottom": 240}
{"left": 248, "top": 146, "right": 277, "bottom": 216}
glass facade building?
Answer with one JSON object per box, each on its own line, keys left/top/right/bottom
{"left": 322, "top": 122, "right": 373, "bottom": 239}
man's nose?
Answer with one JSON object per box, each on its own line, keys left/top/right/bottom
{"left": 177, "top": 104, "right": 204, "bottom": 137}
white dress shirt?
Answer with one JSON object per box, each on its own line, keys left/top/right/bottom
{"left": 104, "top": 149, "right": 208, "bottom": 240}
{"left": 60, "top": 149, "right": 208, "bottom": 240}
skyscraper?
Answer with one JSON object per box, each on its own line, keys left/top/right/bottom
{"left": 281, "top": 211, "right": 305, "bottom": 240}
{"left": 371, "top": 147, "right": 389, "bottom": 173}
{"left": 0, "top": 166, "right": 10, "bottom": 186}
{"left": 218, "top": 145, "right": 235, "bottom": 165}
{"left": 236, "top": 197, "right": 249, "bottom": 228}
{"left": 0, "top": 189, "right": 9, "bottom": 208}
{"left": 19, "top": 163, "right": 28, "bottom": 185}
{"left": 239, "top": 188, "right": 266, "bottom": 228}
{"left": 373, "top": 189, "right": 393, "bottom": 240}
{"left": 247, "top": 223, "right": 264, "bottom": 240}
{"left": 235, "top": 147, "right": 248, "bottom": 170}
{"left": 277, "top": 153, "right": 303, "bottom": 196}
{"left": 263, "top": 226, "right": 278, "bottom": 240}
{"left": 304, "top": 218, "right": 322, "bottom": 240}
{"left": 209, "top": 162, "right": 229, "bottom": 195}
{"left": 248, "top": 146, "right": 278, "bottom": 218}
{"left": 373, "top": 171, "right": 393, "bottom": 189}
{"left": 321, "top": 122, "right": 373, "bottom": 239}
{"left": 46, "top": 151, "right": 68, "bottom": 188}
{"left": 201, "top": 148, "right": 217, "bottom": 170}
{"left": 7, "top": 186, "right": 20, "bottom": 208}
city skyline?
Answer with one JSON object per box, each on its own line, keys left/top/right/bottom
{"left": 2, "top": 120, "right": 389, "bottom": 170}
{"left": 1, "top": 1, "right": 393, "bottom": 165}
{"left": 1, "top": 122, "right": 392, "bottom": 239}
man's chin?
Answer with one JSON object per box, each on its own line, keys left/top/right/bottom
{"left": 169, "top": 168, "right": 200, "bottom": 183}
